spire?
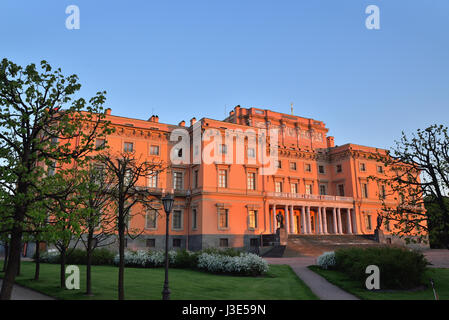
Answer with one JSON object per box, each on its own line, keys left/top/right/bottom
{"left": 291, "top": 102, "right": 294, "bottom": 115}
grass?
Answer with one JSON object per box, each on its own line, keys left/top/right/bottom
{"left": 0, "top": 260, "right": 317, "bottom": 300}
{"left": 309, "top": 265, "right": 449, "bottom": 300}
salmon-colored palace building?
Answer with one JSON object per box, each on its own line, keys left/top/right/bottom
{"left": 100, "top": 106, "right": 403, "bottom": 251}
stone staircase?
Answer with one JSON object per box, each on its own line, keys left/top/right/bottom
{"left": 261, "top": 245, "right": 286, "bottom": 258}
{"left": 283, "top": 234, "right": 383, "bottom": 257}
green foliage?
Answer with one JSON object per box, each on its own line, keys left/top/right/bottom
{"left": 334, "top": 247, "right": 429, "bottom": 289}
{"left": 171, "top": 249, "right": 200, "bottom": 269}
{"left": 201, "top": 247, "right": 242, "bottom": 257}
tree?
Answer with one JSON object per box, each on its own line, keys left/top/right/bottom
{"left": 77, "top": 163, "right": 116, "bottom": 296}
{"left": 0, "top": 58, "right": 112, "bottom": 299}
{"left": 98, "top": 151, "right": 165, "bottom": 300}
{"left": 371, "top": 125, "right": 449, "bottom": 248}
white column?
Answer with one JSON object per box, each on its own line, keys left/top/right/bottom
{"left": 301, "top": 206, "right": 306, "bottom": 234}
{"left": 317, "top": 207, "right": 323, "bottom": 234}
{"left": 289, "top": 206, "right": 294, "bottom": 234}
{"left": 351, "top": 209, "right": 358, "bottom": 234}
{"left": 284, "top": 204, "right": 289, "bottom": 234}
{"left": 323, "top": 207, "right": 328, "bottom": 234}
{"left": 332, "top": 207, "right": 337, "bottom": 234}
{"left": 272, "top": 204, "right": 277, "bottom": 233}
{"left": 307, "top": 206, "right": 312, "bottom": 234}
{"left": 337, "top": 207, "right": 343, "bottom": 234}
{"left": 347, "top": 208, "right": 353, "bottom": 234}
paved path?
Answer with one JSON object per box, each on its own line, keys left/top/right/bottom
{"left": 266, "top": 257, "right": 359, "bottom": 300}
{"left": 424, "top": 250, "right": 449, "bottom": 268}
{"left": 0, "top": 279, "right": 54, "bottom": 300}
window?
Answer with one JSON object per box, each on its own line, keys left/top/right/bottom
{"left": 219, "top": 238, "right": 229, "bottom": 247}
{"left": 48, "top": 161, "right": 56, "bottom": 176}
{"left": 148, "top": 171, "right": 158, "bottom": 188}
{"left": 124, "top": 169, "right": 132, "bottom": 185}
{"left": 305, "top": 163, "right": 312, "bottom": 172}
{"left": 192, "top": 208, "right": 197, "bottom": 229}
{"left": 289, "top": 162, "right": 297, "bottom": 171}
{"left": 218, "top": 169, "right": 227, "bottom": 188}
{"left": 361, "top": 183, "right": 368, "bottom": 198}
{"left": 385, "top": 220, "right": 391, "bottom": 232}
{"left": 318, "top": 165, "right": 325, "bottom": 174}
{"left": 275, "top": 160, "right": 282, "bottom": 169}
{"left": 336, "top": 164, "right": 342, "bottom": 173}
{"left": 173, "top": 239, "right": 181, "bottom": 248}
{"left": 380, "top": 185, "right": 386, "bottom": 199}
{"left": 365, "top": 215, "right": 372, "bottom": 230}
{"left": 319, "top": 185, "right": 326, "bottom": 195}
{"left": 338, "top": 184, "right": 345, "bottom": 197}
{"left": 145, "top": 210, "right": 157, "bottom": 229}
{"left": 172, "top": 210, "right": 183, "bottom": 230}
{"left": 250, "top": 238, "right": 259, "bottom": 247}
{"left": 177, "top": 148, "right": 183, "bottom": 157}
{"left": 146, "top": 239, "right": 155, "bottom": 248}
{"left": 247, "top": 148, "right": 255, "bottom": 158}
{"left": 193, "top": 170, "right": 199, "bottom": 188}
{"left": 150, "top": 145, "right": 160, "bottom": 155}
{"left": 173, "top": 172, "right": 183, "bottom": 190}
{"left": 247, "top": 172, "right": 256, "bottom": 190}
{"left": 377, "top": 165, "right": 384, "bottom": 174}
{"left": 248, "top": 210, "right": 257, "bottom": 229}
{"left": 305, "top": 184, "right": 312, "bottom": 195}
{"left": 275, "top": 181, "right": 283, "bottom": 193}
{"left": 124, "top": 142, "right": 134, "bottom": 152}
{"left": 218, "top": 209, "right": 228, "bottom": 229}
{"left": 95, "top": 139, "right": 105, "bottom": 149}
{"left": 291, "top": 183, "right": 298, "bottom": 194}
{"left": 219, "top": 144, "right": 227, "bottom": 155}
{"left": 360, "top": 162, "right": 366, "bottom": 172}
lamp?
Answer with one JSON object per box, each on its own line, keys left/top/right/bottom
{"left": 161, "top": 192, "right": 174, "bottom": 300}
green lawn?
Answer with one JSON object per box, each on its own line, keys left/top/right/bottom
{"left": 0, "top": 261, "right": 317, "bottom": 300}
{"left": 309, "top": 265, "right": 449, "bottom": 300}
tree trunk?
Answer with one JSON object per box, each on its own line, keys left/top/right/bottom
{"left": 118, "top": 224, "right": 125, "bottom": 300}
{"left": 86, "top": 231, "right": 93, "bottom": 295}
{"left": 60, "top": 247, "right": 66, "bottom": 289}
{"left": 0, "top": 226, "right": 23, "bottom": 300}
{"left": 17, "top": 249, "right": 21, "bottom": 276}
{"left": 1, "top": 242, "right": 8, "bottom": 273}
{"left": 34, "top": 241, "right": 40, "bottom": 281}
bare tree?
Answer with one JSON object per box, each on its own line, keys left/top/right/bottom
{"left": 370, "top": 125, "right": 449, "bottom": 247}
{"left": 98, "top": 151, "right": 166, "bottom": 300}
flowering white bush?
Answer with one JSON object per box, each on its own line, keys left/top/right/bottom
{"left": 197, "top": 252, "right": 269, "bottom": 276}
{"left": 317, "top": 251, "right": 336, "bottom": 270}
{"left": 114, "top": 250, "right": 177, "bottom": 267}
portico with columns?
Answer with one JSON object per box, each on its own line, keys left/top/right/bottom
{"left": 268, "top": 200, "right": 357, "bottom": 235}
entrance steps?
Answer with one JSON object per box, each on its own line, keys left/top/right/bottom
{"left": 284, "top": 234, "right": 383, "bottom": 257}
{"left": 261, "top": 245, "right": 286, "bottom": 258}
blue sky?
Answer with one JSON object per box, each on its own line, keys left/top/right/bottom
{"left": 1, "top": 0, "right": 448, "bottom": 150}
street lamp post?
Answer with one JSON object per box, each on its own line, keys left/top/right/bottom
{"left": 161, "top": 193, "right": 174, "bottom": 300}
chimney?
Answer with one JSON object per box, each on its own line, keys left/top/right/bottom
{"left": 178, "top": 120, "right": 185, "bottom": 127}
{"left": 148, "top": 115, "right": 159, "bottom": 123}
{"left": 105, "top": 108, "right": 111, "bottom": 115}
{"left": 190, "top": 117, "right": 196, "bottom": 126}
{"left": 327, "top": 136, "right": 335, "bottom": 148}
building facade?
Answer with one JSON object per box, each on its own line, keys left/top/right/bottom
{"left": 93, "top": 106, "right": 419, "bottom": 252}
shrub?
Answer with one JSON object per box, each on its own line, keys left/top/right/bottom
{"left": 317, "top": 251, "right": 336, "bottom": 270}
{"left": 172, "top": 250, "right": 199, "bottom": 269}
{"left": 113, "top": 250, "right": 177, "bottom": 268}
{"left": 38, "top": 248, "right": 115, "bottom": 266}
{"left": 334, "top": 247, "right": 429, "bottom": 289}
{"left": 197, "top": 252, "right": 269, "bottom": 276}
{"left": 201, "top": 247, "right": 242, "bottom": 257}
